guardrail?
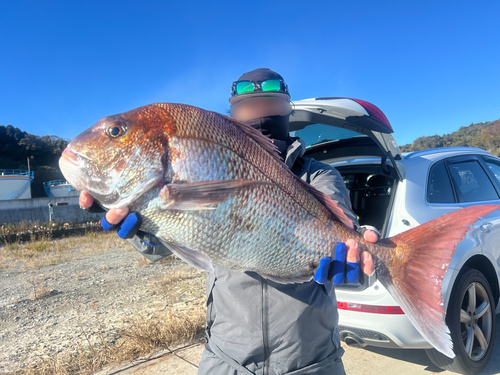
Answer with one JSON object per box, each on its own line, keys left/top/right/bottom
{"left": 0, "top": 169, "right": 34, "bottom": 177}
{"left": 43, "top": 180, "right": 76, "bottom": 197}
{"left": 43, "top": 180, "right": 71, "bottom": 187}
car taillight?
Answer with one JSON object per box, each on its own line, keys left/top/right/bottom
{"left": 337, "top": 301, "right": 404, "bottom": 314}
{"left": 352, "top": 99, "right": 393, "bottom": 132}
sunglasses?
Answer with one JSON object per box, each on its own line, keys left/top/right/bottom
{"left": 231, "top": 79, "right": 289, "bottom": 96}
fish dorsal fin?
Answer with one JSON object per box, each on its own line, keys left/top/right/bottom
{"left": 218, "top": 114, "right": 285, "bottom": 164}
{"left": 219, "top": 113, "right": 354, "bottom": 230}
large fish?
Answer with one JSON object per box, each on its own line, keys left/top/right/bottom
{"left": 60, "top": 103, "right": 498, "bottom": 358}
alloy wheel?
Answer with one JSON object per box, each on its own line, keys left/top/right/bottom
{"left": 459, "top": 281, "right": 493, "bottom": 361}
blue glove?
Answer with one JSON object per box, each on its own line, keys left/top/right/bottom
{"left": 314, "top": 242, "right": 360, "bottom": 285}
{"left": 100, "top": 212, "right": 142, "bottom": 239}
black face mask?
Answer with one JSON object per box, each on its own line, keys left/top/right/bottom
{"left": 242, "top": 115, "right": 290, "bottom": 141}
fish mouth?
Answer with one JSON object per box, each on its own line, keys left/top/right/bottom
{"left": 61, "top": 148, "right": 91, "bottom": 167}
{"left": 60, "top": 145, "right": 163, "bottom": 208}
{"left": 59, "top": 148, "right": 99, "bottom": 194}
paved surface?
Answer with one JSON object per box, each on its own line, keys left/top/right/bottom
{"left": 100, "top": 315, "right": 500, "bottom": 375}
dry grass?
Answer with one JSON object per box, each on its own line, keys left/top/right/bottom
{"left": 0, "top": 220, "right": 40, "bottom": 236}
{"left": 1, "top": 221, "right": 68, "bottom": 245}
{"left": 161, "top": 270, "right": 192, "bottom": 285}
{"left": 25, "top": 235, "right": 52, "bottom": 253}
{"left": 26, "top": 274, "right": 56, "bottom": 300}
{"left": 0, "top": 220, "right": 98, "bottom": 237}
{"left": 0, "top": 231, "right": 128, "bottom": 271}
{"left": 134, "top": 256, "right": 153, "bottom": 266}
{"left": 13, "top": 305, "right": 205, "bottom": 375}
{"left": 29, "top": 285, "right": 52, "bottom": 300}
{"left": 2, "top": 223, "right": 207, "bottom": 374}
{"left": 12, "top": 268, "right": 206, "bottom": 375}
{"left": 121, "top": 303, "right": 205, "bottom": 346}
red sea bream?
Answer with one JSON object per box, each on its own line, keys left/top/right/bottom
{"left": 59, "top": 103, "right": 499, "bottom": 358}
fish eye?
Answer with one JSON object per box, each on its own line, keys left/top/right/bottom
{"left": 106, "top": 124, "right": 127, "bottom": 138}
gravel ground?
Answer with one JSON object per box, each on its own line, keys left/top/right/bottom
{"left": 102, "top": 317, "right": 500, "bottom": 375}
{"left": 0, "top": 238, "right": 201, "bottom": 373}
{"left": 3, "top": 236, "right": 499, "bottom": 375}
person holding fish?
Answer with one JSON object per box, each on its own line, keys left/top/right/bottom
{"left": 79, "top": 68, "right": 380, "bottom": 374}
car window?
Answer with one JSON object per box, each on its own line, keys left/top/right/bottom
{"left": 427, "top": 161, "right": 455, "bottom": 203}
{"left": 484, "top": 158, "right": 500, "bottom": 185}
{"left": 448, "top": 161, "right": 498, "bottom": 202}
{"left": 289, "top": 124, "right": 367, "bottom": 148}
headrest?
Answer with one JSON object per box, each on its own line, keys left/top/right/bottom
{"left": 367, "top": 175, "right": 390, "bottom": 188}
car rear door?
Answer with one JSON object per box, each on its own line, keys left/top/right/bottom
{"left": 445, "top": 155, "right": 500, "bottom": 296}
{"left": 290, "top": 97, "right": 403, "bottom": 180}
{"left": 477, "top": 156, "right": 500, "bottom": 312}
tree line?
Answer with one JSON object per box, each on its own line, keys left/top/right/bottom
{"left": 400, "top": 118, "right": 500, "bottom": 155}
{"left": 1, "top": 117, "right": 500, "bottom": 198}
{"left": 0, "top": 125, "right": 69, "bottom": 198}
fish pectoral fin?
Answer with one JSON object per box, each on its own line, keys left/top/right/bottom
{"left": 259, "top": 273, "right": 313, "bottom": 284}
{"left": 159, "top": 180, "right": 273, "bottom": 210}
{"left": 160, "top": 240, "right": 214, "bottom": 273}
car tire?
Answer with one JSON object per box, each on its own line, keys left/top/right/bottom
{"left": 426, "top": 267, "right": 496, "bottom": 374}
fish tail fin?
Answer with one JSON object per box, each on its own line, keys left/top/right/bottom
{"left": 377, "top": 204, "right": 500, "bottom": 358}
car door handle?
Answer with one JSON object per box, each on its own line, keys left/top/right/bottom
{"left": 480, "top": 222, "right": 493, "bottom": 231}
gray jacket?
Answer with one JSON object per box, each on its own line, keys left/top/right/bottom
{"left": 132, "top": 138, "right": 358, "bottom": 375}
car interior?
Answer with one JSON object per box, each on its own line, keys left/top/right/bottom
{"left": 335, "top": 166, "right": 397, "bottom": 235}
{"left": 325, "top": 164, "right": 397, "bottom": 289}
{"left": 291, "top": 118, "right": 400, "bottom": 237}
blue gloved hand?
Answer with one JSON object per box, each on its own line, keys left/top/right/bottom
{"left": 100, "top": 211, "right": 142, "bottom": 239}
{"left": 314, "top": 242, "right": 360, "bottom": 285}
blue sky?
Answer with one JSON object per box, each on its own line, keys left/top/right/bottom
{"left": 1, "top": 0, "right": 499, "bottom": 146}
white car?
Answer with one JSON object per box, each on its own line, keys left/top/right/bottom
{"left": 289, "top": 98, "right": 499, "bottom": 374}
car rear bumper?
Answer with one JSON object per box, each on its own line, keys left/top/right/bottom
{"left": 336, "top": 282, "right": 433, "bottom": 349}
{"left": 337, "top": 309, "right": 433, "bottom": 349}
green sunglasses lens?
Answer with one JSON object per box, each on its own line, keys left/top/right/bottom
{"left": 236, "top": 81, "right": 255, "bottom": 94}
{"left": 261, "top": 80, "right": 281, "bottom": 92}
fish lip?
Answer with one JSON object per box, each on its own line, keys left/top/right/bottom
{"left": 61, "top": 149, "right": 91, "bottom": 166}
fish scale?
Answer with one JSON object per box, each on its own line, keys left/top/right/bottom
{"left": 59, "top": 102, "right": 500, "bottom": 358}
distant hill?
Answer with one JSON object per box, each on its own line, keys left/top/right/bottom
{"left": 400, "top": 119, "right": 500, "bottom": 155}
{"left": 0, "top": 125, "right": 69, "bottom": 198}
{"left": 2, "top": 117, "right": 500, "bottom": 198}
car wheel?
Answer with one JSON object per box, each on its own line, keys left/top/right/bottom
{"left": 426, "top": 268, "right": 496, "bottom": 374}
